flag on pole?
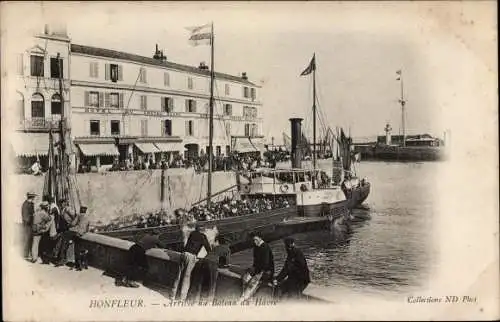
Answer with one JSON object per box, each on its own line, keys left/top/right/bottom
{"left": 186, "top": 24, "right": 212, "bottom": 46}
{"left": 396, "top": 69, "right": 402, "bottom": 80}
{"left": 300, "top": 54, "right": 316, "bottom": 76}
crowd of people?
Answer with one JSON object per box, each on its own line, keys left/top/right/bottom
{"left": 22, "top": 192, "right": 312, "bottom": 302}
{"left": 21, "top": 192, "right": 90, "bottom": 270}
{"left": 93, "top": 195, "right": 296, "bottom": 233}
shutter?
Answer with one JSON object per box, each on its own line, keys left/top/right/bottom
{"left": 95, "top": 63, "right": 99, "bottom": 78}
{"left": 168, "top": 97, "right": 173, "bottom": 111}
{"left": 104, "top": 93, "right": 110, "bottom": 107}
{"left": 99, "top": 92, "right": 104, "bottom": 108}
{"left": 161, "top": 97, "right": 165, "bottom": 112}
{"left": 144, "top": 95, "right": 147, "bottom": 110}
{"left": 143, "top": 68, "right": 147, "bottom": 83}
{"left": 84, "top": 91, "right": 89, "bottom": 107}
{"left": 144, "top": 120, "right": 148, "bottom": 136}
{"left": 185, "top": 99, "right": 189, "bottom": 112}
{"left": 185, "top": 120, "right": 189, "bottom": 136}
{"left": 118, "top": 65, "right": 123, "bottom": 81}
{"left": 105, "top": 63, "right": 110, "bottom": 80}
{"left": 102, "top": 120, "right": 107, "bottom": 135}
{"left": 89, "top": 62, "right": 93, "bottom": 77}
{"left": 119, "top": 93, "right": 124, "bottom": 108}
{"left": 193, "top": 100, "right": 197, "bottom": 113}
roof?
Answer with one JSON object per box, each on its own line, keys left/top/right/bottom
{"left": 71, "top": 44, "right": 257, "bottom": 86}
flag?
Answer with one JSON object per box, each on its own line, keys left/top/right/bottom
{"left": 300, "top": 54, "right": 316, "bottom": 76}
{"left": 396, "top": 69, "right": 402, "bottom": 80}
{"left": 186, "top": 24, "right": 212, "bottom": 46}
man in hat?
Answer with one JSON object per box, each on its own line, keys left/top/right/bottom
{"left": 30, "top": 201, "right": 53, "bottom": 263}
{"left": 21, "top": 192, "right": 36, "bottom": 259}
{"left": 54, "top": 206, "right": 89, "bottom": 270}
{"left": 273, "top": 237, "right": 310, "bottom": 300}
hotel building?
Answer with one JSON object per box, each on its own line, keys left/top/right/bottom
{"left": 70, "top": 44, "right": 264, "bottom": 169}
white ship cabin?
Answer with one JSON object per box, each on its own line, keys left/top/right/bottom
{"left": 240, "top": 168, "right": 334, "bottom": 195}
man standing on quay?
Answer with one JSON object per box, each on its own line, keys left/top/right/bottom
{"left": 21, "top": 192, "right": 36, "bottom": 259}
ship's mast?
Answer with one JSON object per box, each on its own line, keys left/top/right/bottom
{"left": 312, "top": 53, "right": 317, "bottom": 189}
{"left": 207, "top": 23, "right": 215, "bottom": 206}
{"left": 397, "top": 69, "right": 406, "bottom": 147}
{"left": 57, "top": 53, "right": 67, "bottom": 203}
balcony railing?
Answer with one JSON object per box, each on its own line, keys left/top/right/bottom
{"left": 19, "top": 118, "right": 61, "bottom": 131}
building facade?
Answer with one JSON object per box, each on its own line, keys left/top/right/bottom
{"left": 10, "top": 25, "right": 71, "bottom": 172}
{"left": 70, "top": 44, "right": 264, "bottom": 169}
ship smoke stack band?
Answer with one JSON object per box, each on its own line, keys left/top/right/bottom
{"left": 289, "top": 118, "right": 303, "bottom": 169}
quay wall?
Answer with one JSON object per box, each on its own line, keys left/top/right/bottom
{"left": 79, "top": 232, "right": 326, "bottom": 302}
{"left": 8, "top": 169, "right": 238, "bottom": 224}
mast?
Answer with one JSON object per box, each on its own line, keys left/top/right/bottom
{"left": 398, "top": 69, "right": 406, "bottom": 147}
{"left": 57, "top": 53, "right": 67, "bottom": 203}
{"left": 312, "top": 53, "right": 317, "bottom": 189}
{"left": 207, "top": 22, "right": 215, "bottom": 206}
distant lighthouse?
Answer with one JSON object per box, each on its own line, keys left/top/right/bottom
{"left": 384, "top": 123, "right": 392, "bottom": 145}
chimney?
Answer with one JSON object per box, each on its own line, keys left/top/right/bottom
{"left": 241, "top": 72, "right": 248, "bottom": 80}
{"left": 199, "top": 62, "right": 208, "bottom": 70}
{"left": 289, "top": 118, "right": 303, "bottom": 169}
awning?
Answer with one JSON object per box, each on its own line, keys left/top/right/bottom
{"left": 134, "top": 143, "right": 160, "bottom": 154}
{"left": 232, "top": 137, "right": 266, "bottom": 153}
{"left": 10, "top": 132, "right": 52, "bottom": 157}
{"left": 154, "top": 142, "right": 183, "bottom": 152}
{"left": 78, "top": 143, "right": 119, "bottom": 157}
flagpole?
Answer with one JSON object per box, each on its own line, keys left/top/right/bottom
{"left": 312, "top": 53, "right": 317, "bottom": 189}
{"left": 207, "top": 22, "right": 215, "bottom": 206}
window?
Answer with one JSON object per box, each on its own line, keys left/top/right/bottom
{"left": 105, "top": 63, "right": 122, "bottom": 82}
{"left": 51, "top": 94, "right": 62, "bottom": 115}
{"left": 162, "top": 97, "right": 174, "bottom": 113}
{"left": 185, "top": 120, "right": 194, "bottom": 136}
{"left": 243, "top": 106, "right": 257, "bottom": 119}
{"left": 216, "top": 146, "right": 221, "bottom": 156}
{"left": 140, "top": 95, "right": 148, "bottom": 110}
{"left": 187, "top": 77, "right": 194, "bottom": 89}
{"left": 250, "top": 88, "right": 256, "bottom": 100}
{"left": 89, "top": 62, "right": 99, "bottom": 78}
{"left": 223, "top": 104, "right": 232, "bottom": 116}
{"left": 111, "top": 120, "right": 120, "bottom": 135}
{"left": 243, "top": 86, "right": 249, "bottom": 98}
{"left": 106, "top": 92, "right": 122, "bottom": 108}
{"left": 139, "top": 67, "right": 147, "bottom": 83}
{"left": 225, "top": 145, "right": 230, "bottom": 156}
{"left": 31, "top": 93, "right": 44, "bottom": 118}
{"left": 30, "top": 55, "right": 44, "bottom": 77}
{"left": 225, "top": 123, "right": 231, "bottom": 137}
{"left": 251, "top": 124, "right": 258, "bottom": 136}
{"left": 163, "top": 119, "right": 172, "bottom": 136}
{"left": 50, "top": 57, "right": 63, "bottom": 79}
{"left": 185, "top": 99, "right": 196, "bottom": 113}
{"left": 164, "top": 72, "right": 170, "bottom": 86}
{"left": 90, "top": 120, "right": 100, "bottom": 136}
{"left": 140, "top": 119, "right": 148, "bottom": 136}
{"left": 17, "top": 54, "right": 24, "bottom": 75}
{"left": 224, "top": 84, "right": 230, "bottom": 95}
{"left": 244, "top": 123, "right": 250, "bottom": 137}
{"left": 85, "top": 91, "right": 101, "bottom": 107}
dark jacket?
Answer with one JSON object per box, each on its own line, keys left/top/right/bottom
{"left": 253, "top": 242, "right": 274, "bottom": 276}
{"left": 184, "top": 230, "right": 211, "bottom": 256}
{"left": 205, "top": 244, "right": 231, "bottom": 267}
{"left": 22, "top": 200, "right": 34, "bottom": 226}
{"left": 276, "top": 247, "right": 310, "bottom": 285}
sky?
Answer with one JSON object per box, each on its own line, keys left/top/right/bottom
{"left": 2, "top": 1, "right": 496, "bottom": 143}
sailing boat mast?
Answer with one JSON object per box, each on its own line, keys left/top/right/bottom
{"left": 397, "top": 69, "right": 406, "bottom": 147}
{"left": 312, "top": 53, "right": 317, "bottom": 189}
{"left": 57, "top": 53, "right": 67, "bottom": 202}
{"left": 207, "top": 22, "right": 215, "bottom": 206}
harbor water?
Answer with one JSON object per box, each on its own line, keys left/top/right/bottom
{"left": 231, "top": 161, "right": 441, "bottom": 297}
